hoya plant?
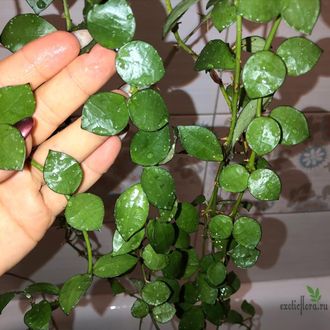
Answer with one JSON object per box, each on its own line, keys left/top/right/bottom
{"left": 0, "top": 0, "right": 322, "bottom": 329}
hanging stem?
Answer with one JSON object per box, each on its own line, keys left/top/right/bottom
{"left": 63, "top": 0, "right": 73, "bottom": 31}
{"left": 183, "top": 11, "right": 212, "bottom": 43}
{"left": 82, "top": 230, "right": 93, "bottom": 274}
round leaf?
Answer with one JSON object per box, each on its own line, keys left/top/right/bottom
{"left": 141, "top": 166, "right": 176, "bottom": 209}
{"left": 142, "top": 244, "right": 169, "bottom": 271}
{"left": 242, "top": 51, "right": 286, "bottom": 99}
{"left": 242, "top": 36, "right": 266, "bottom": 53}
{"left": 131, "top": 299, "right": 149, "bottom": 318}
{"left": 24, "top": 300, "right": 51, "bottom": 330}
{"left": 152, "top": 303, "right": 176, "bottom": 324}
{"left": 142, "top": 281, "right": 171, "bottom": 306}
{"left": 248, "top": 168, "right": 281, "bottom": 201}
{"left": 197, "top": 274, "right": 218, "bottom": 304}
{"left": 209, "top": 215, "right": 233, "bottom": 240}
{"left": 162, "top": 250, "right": 185, "bottom": 279}
{"left": 116, "top": 41, "right": 165, "bottom": 88}
{"left": 112, "top": 229, "right": 145, "bottom": 256}
{"left": 277, "top": 37, "right": 322, "bottom": 76}
{"left": 82, "top": 92, "right": 129, "bottom": 136}
{"left": 178, "top": 125, "right": 223, "bottom": 161}
{"left": 179, "top": 306, "right": 205, "bottom": 330}
{"left": 176, "top": 202, "right": 199, "bottom": 234}
{"left": 238, "top": 0, "right": 280, "bottom": 23}
{"left": 158, "top": 199, "right": 178, "bottom": 223}
{"left": 271, "top": 106, "right": 309, "bottom": 145}
{"left": 230, "top": 244, "right": 260, "bottom": 269}
{"left": 246, "top": 117, "right": 281, "bottom": 155}
{"left": 1, "top": 14, "right": 56, "bottom": 52}
{"left": 128, "top": 89, "right": 169, "bottom": 131}
{"left": 0, "top": 124, "right": 26, "bottom": 170}
{"left": 211, "top": 0, "right": 236, "bottom": 32}
{"left": 65, "top": 193, "right": 104, "bottom": 231}
{"left": 175, "top": 228, "right": 190, "bottom": 249}
{"left": 87, "top": 0, "right": 135, "bottom": 49}
{"left": 206, "top": 261, "right": 226, "bottom": 287}
{"left": 182, "top": 248, "right": 199, "bottom": 279}
{"left": 146, "top": 220, "right": 175, "bottom": 254}
{"left": 195, "top": 40, "right": 235, "bottom": 71}
{"left": 219, "top": 164, "right": 249, "bottom": 193}
{"left": 130, "top": 125, "right": 171, "bottom": 166}
{"left": 233, "top": 217, "right": 261, "bottom": 249}
{"left": 43, "top": 150, "right": 83, "bottom": 195}
{"left": 93, "top": 253, "right": 138, "bottom": 278}
{"left": 114, "top": 183, "right": 149, "bottom": 240}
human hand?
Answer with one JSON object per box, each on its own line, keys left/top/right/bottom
{"left": 0, "top": 31, "right": 122, "bottom": 275}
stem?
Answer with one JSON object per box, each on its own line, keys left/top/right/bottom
{"left": 183, "top": 12, "right": 212, "bottom": 43}
{"left": 63, "top": 0, "right": 73, "bottom": 31}
{"left": 30, "top": 159, "right": 44, "bottom": 172}
{"left": 82, "top": 231, "right": 93, "bottom": 274}
{"left": 229, "top": 192, "right": 244, "bottom": 218}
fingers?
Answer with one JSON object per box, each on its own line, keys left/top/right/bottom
{"left": 31, "top": 45, "right": 117, "bottom": 146}
{"left": 0, "top": 31, "right": 80, "bottom": 90}
{"left": 40, "top": 136, "right": 121, "bottom": 217}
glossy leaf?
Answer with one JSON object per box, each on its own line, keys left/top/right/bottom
{"left": 59, "top": 274, "right": 92, "bottom": 314}
{"left": 229, "top": 244, "right": 260, "bottom": 269}
{"left": 238, "top": 0, "right": 280, "bottom": 23}
{"left": 277, "top": 37, "right": 322, "bottom": 76}
{"left": 153, "top": 303, "right": 176, "bottom": 324}
{"left": 197, "top": 274, "right": 218, "bottom": 304}
{"left": 147, "top": 220, "right": 175, "bottom": 254}
{"left": 159, "top": 278, "right": 180, "bottom": 304}
{"left": 175, "top": 202, "right": 199, "bottom": 234}
{"left": 209, "top": 215, "right": 233, "bottom": 240}
{"left": 1, "top": 14, "right": 56, "bottom": 52}
{"left": 131, "top": 299, "right": 149, "bottom": 318}
{"left": 219, "top": 164, "right": 250, "bottom": 193}
{"left": 162, "top": 250, "right": 185, "bottom": 279}
{"left": 0, "top": 85, "right": 35, "bottom": 125}
{"left": 211, "top": 0, "right": 236, "bottom": 32}
{"left": 242, "top": 51, "right": 286, "bottom": 99}
{"left": 175, "top": 228, "right": 190, "bottom": 249}
{"left": 130, "top": 125, "right": 171, "bottom": 166}
{"left": 43, "top": 150, "right": 83, "bottom": 195}
{"left": 242, "top": 36, "right": 266, "bottom": 53}
{"left": 141, "top": 166, "right": 176, "bottom": 209}
{"left": 82, "top": 92, "right": 129, "bottom": 136}
{"left": 25, "top": 283, "right": 59, "bottom": 296}
{"left": 271, "top": 106, "right": 309, "bottom": 145}
{"left": 206, "top": 261, "right": 226, "bottom": 287}
{"left": 246, "top": 117, "right": 281, "bottom": 155}
{"left": 281, "top": 0, "right": 320, "bottom": 34}
{"left": 112, "top": 229, "right": 145, "bottom": 256}
{"left": 93, "top": 253, "right": 138, "bottom": 278}
{"left": 110, "top": 280, "right": 126, "bottom": 295}
{"left": 65, "top": 193, "right": 104, "bottom": 231}
{"left": 0, "top": 124, "right": 26, "bottom": 170}
{"left": 178, "top": 126, "right": 223, "bottom": 161}
{"left": 87, "top": 0, "right": 135, "bottom": 49}
{"left": 24, "top": 300, "right": 51, "bottom": 330}
{"left": 233, "top": 217, "right": 261, "bottom": 249}
{"left": 0, "top": 292, "right": 15, "bottom": 314}
{"left": 141, "top": 281, "right": 171, "bottom": 306}
{"left": 142, "top": 244, "right": 169, "bottom": 271}
{"left": 114, "top": 184, "right": 149, "bottom": 240}
{"left": 218, "top": 271, "right": 241, "bottom": 300}
{"left": 195, "top": 40, "right": 235, "bottom": 71}
{"left": 241, "top": 300, "right": 256, "bottom": 316}
{"left": 248, "top": 168, "right": 281, "bottom": 201}
{"left": 179, "top": 306, "right": 205, "bottom": 330}
{"left": 158, "top": 199, "right": 178, "bottom": 223}
{"left": 26, "top": 0, "right": 54, "bottom": 14}
{"left": 128, "top": 89, "right": 168, "bottom": 131}
{"left": 182, "top": 248, "right": 199, "bottom": 279}
{"left": 116, "top": 41, "right": 165, "bottom": 88}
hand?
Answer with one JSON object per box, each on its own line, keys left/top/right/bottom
{"left": 0, "top": 31, "right": 122, "bottom": 275}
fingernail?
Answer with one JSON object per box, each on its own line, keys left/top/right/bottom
{"left": 119, "top": 84, "right": 132, "bottom": 97}
{"left": 118, "top": 125, "right": 129, "bottom": 141}
{"left": 14, "top": 117, "right": 34, "bottom": 139}
{"left": 72, "top": 29, "right": 93, "bottom": 49}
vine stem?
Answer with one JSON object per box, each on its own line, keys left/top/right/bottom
{"left": 30, "top": 158, "right": 43, "bottom": 172}
{"left": 82, "top": 230, "right": 93, "bottom": 274}
{"left": 63, "top": 0, "right": 73, "bottom": 31}
{"left": 183, "top": 11, "right": 212, "bottom": 43}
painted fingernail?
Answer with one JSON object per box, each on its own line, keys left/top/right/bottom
{"left": 118, "top": 125, "right": 130, "bottom": 141}
{"left": 14, "top": 117, "right": 34, "bottom": 139}
{"left": 119, "top": 83, "right": 132, "bottom": 97}
{"left": 72, "top": 29, "right": 93, "bottom": 49}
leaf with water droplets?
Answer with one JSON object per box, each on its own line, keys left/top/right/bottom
{"left": 141, "top": 281, "right": 171, "bottom": 306}
{"left": 24, "top": 300, "right": 51, "bottom": 330}
{"left": 152, "top": 302, "right": 176, "bottom": 324}
{"left": 219, "top": 164, "right": 250, "bottom": 193}
{"left": 233, "top": 217, "right": 261, "bottom": 249}
{"left": 238, "top": 0, "right": 281, "bottom": 23}
{"left": 209, "top": 215, "right": 233, "bottom": 240}
{"left": 26, "top": 0, "right": 54, "bottom": 14}
{"left": 142, "top": 244, "right": 169, "bottom": 271}
{"left": 211, "top": 0, "right": 236, "bottom": 32}
{"left": 112, "top": 229, "right": 145, "bottom": 256}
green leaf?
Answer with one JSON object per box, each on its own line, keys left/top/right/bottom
{"left": 59, "top": 274, "right": 92, "bottom": 314}
{"left": 110, "top": 279, "right": 126, "bottom": 295}
{"left": 0, "top": 124, "right": 26, "bottom": 170}
{"left": 43, "top": 150, "right": 83, "bottom": 195}
{"left": 65, "top": 193, "right": 104, "bottom": 231}
{"left": 206, "top": 261, "right": 226, "bottom": 287}
{"left": 162, "top": 250, "right": 185, "bottom": 279}
{"left": 248, "top": 168, "right": 281, "bottom": 201}
{"left": 142, "top": 244, "right": 169, "bottom": 271}
{"left": 277, "top": 37, "right": 321, "bottom": 77}
{"left": 227, "top": 310, "right": 243, "bottom": 324}
{"left": 26, "top": 0, "right": 54, "bottom": 14}
{"left": 178, "top": 125, "right": 223, "bottom": 161}
{"left": 195, "top": 40, "right": 235, "bottom": 71}
{"left": 131, "top": 299, "right": 149, "bottom": 318}
{"left": 208, "top": 215, "right": 233, "bottom": 240}
{"left": 141, "top": 281, "right": 171, "bottom": 306}
{"left": 81, "top": 92, "right": 129, "bottom": 136}
{"left": 175, "top": 202, "right": 199, "bottom": 234}
{"left": 24, "top": 300, "right": 51, "bottom": 330}
{"left": 179, "top": 306, "right": 205, "bottom": 330}
{"left": 152, "top": 302, "right": 176, "bottom": 324}
{"left": 241, "top": 300, "right": 256, "bottom": 316}
{"left": 0, "top": 85, "right": 35, "bottom": 125}
{"left": 229, "top": 244, "right": 260, "bottom": 269}
{"left": 25, "top": 283, "right": 59, "bottom": 296}
{"left": 242, "top": 51, "right": 286, "bottom": 99}
{"left": 112, "top": 229, "right": 145, "bottom": 256}
{"left": 211, "top": 0, "right": 236, "bottom": 32}
{"left": 207, "top": 0, "right": 220, "bottom": 9}
{"left": 202, "top": 302, "right": 225, "bottom": 326}
{"left": 130, "top": 125, "right": 171, "bottom": 166}
{"left": 238, "top": 0, "right": 280, "bottom": 23}
{"left": 93, "top": 253, "right": 138, "bottom": 278}
{"left": 114, "top": 183, "right": 149, "bottom": 240}
{"left": 1, "top": 14, "right": 56, "bottom": 52}
{"left": 181, "top": 282, "right": 199, "bottom": 304}
{"left": 159, "top": 278, "right": 180, "bottom": 304}
{"left": 87, "top": 0, "right": 135, "bottom": 49}
{"left": 175, "top": 228, "right": 190, "bottom": 249}
{"left": 219, "top": 164, "right": 249, "bottom": 193}
{"left": 197, "top": 274, "right": 218, "bottom": 304}
{"left": 242, "top": 36, "right": 266, "bottom": 53}
{"left": 218, "top": 271, "right": 241, "bottom": 300}
{"left": 141, "top": 167, "right": 176, "bottom": 209}
{"left": 246, "top": 117, "right": 281, "bottom": 155}
{"left": 182, "top": 248, "right": 199, "bottom": 279}
{"left": 158, "top": 199, "right": 178, "bottom": 223}
{"left": 233, "top": 217, "right": 261, "bottom": 249}
{"left": 127, "top": 89, "right": 169, "bottom": 131}
{"left": 147, "top": 220, "right": 175, "bottom": 254}
{"left": 116, "top": 41, "right": 165, "bottom": 88}
{"left": 163, "top": 0, "right": 199, "bottom": 36}
{"left": 0, "top": 292, "right": 15, "bottom": 314}
{"left": 281, "top": 0, "right": 320, "bottom": 34}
